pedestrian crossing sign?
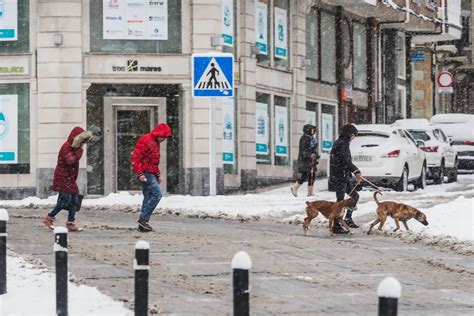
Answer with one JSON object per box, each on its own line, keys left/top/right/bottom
{"left": 192, "top": 53, "right": 234, "bottom": 98}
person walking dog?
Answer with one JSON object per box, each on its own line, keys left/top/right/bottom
{"left": 131, "top": 123, "right": 171, "bottom": 232}
{"left": 329, "top": 124, "right": 363, "bottom": 234}
{"left": 291, "top": 124, "right": 320, "bottom": 197}
{"left": 43, "top": 127, "right": 92, "bottom": 231}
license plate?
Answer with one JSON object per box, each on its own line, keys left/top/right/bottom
{"left": 353, "top": 155, "right": 373, "bottom": 162}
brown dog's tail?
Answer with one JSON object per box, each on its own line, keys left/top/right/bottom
{"left": 373, "top": 190, "right": 382, "bottom": 205}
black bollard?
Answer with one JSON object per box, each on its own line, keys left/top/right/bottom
{"left": 54, "top": 227, "right": 68, "bottom": 316}
{"left": 377, "top": 277, "right": 401, "bottom": 316}
{"left": 231, "top": 251, "right": 252, "bottom": 316}
{"left": 134, "top": 241, "right": 150, "bottom": 316}
{"left": 0, "top": 209, "right": 8, "bottom": 295}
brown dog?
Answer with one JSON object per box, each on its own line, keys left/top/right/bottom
{"left": 303, "top": 198, "right": 357, "bottom": 237}
{"left": 367, "top": 191, "right": 428, "bottom": 235}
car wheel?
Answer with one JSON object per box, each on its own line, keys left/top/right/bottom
{"left": 433, "top": 161, "right": 444, "bottom": 185}
{"left": 447, "top": 159, "right": 458, "bottom": 183}
{"left": 416, "top": 164, "right": 427, "bottom": 190}
{"left": 395, "top": 166, "right": 408, "bottom": 192}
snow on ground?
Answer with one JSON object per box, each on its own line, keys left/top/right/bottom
{"left": 0, "top": 255, "right": 131, "bottom": 315}
{"left": 1, "top": 176, "right": 473, "bottom": 242}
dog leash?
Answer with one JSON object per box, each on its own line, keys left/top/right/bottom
{"left": 347, "top": 177, "right": 381, "bottom": 197}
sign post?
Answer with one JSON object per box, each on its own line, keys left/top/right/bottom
{"left": 192, "top": 53, "right": 234, "bottom": 196}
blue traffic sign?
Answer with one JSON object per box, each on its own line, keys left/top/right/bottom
{"left": 192, "top": 53, "right": 234, "bottom": 98}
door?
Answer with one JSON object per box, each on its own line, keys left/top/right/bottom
{"left": 104, "top": 97, "right": 167, "bottom": 195}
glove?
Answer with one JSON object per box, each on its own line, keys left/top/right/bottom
{"left": 72, "top": 131, "right": 93, "bottom": 149}
{"left": 310, "top": 153, "right": 318, "bottom": 159}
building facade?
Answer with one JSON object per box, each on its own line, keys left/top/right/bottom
{"left": 0, "top": 0, "right": 461, "bottom": 199}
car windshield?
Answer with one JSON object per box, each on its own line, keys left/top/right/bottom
{"left": 408, "top": 130, "right": 430, "bottom": 141}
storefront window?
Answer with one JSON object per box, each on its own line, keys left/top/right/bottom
{"left": 90, "top": 0, "right": 181, "bottom": 54}
{"left": 320, "top": 103, "right": 336, "bottom": 154}
{"left": 222, "top": 0, "right": 237, "bottom": 56}
{"left": 256, "top": 92, "right": 271, "bottom": 164}
{"left": 0, "top": 0, "right": 29, "bottom": 54}
{"left": 353, "top": 22, "right": 367, "bottom": 90}
{"left": 0, "top": 83, "right": 30, "bottom": 174}
{"left": 256, "top": 0, "right": 270, "bottom": 66}
{"left": 305, "top": 9, "right": 319, "bottom": 80}
{"left": 396, "top": 33, "right": 406, "bottom": 79}
{"left": 223, "top": 94, "right": 238, "bottom": 175}
{"left": 320, "top": 12, "right": 336, "bottom": 83}
{"left": 274, "top": 95, "right": 289, "bottom": 165}
{"left": 305, "top": 101, "right": 319, "bottom": 149}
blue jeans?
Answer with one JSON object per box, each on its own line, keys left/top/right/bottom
{"left": 139, "top": 172, "right": 162, "bottom": 221}
{"left": 49, "top": 192, "right": 80, "bottom": 222}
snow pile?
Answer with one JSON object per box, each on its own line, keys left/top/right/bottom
{"left": 0, "top": 255, "right": 131, "bottom": 315}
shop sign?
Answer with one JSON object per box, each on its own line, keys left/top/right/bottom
{"left": 275, "top": 105, "right": 288, "bottom": 157}
{"left": 255, "top": 1, "right": 268, "bottom": 55}
{"left": 410, "top": 52, "right": 425, "bottom": 62}
{"left": 256, "top": 102, "right": 269, "bottom": 155}
{"left": 0, "top": 66, "right": 24, "bottom": 74}
{"left": 341, "top": 79, "right": 353, "bottom": 102}
{"left": 112, "top": 59, "right": 162, "bottom": 72}
{"left": 103, "top": 0, "right": 168, "bottom": 40}
{"left": 221, "top": 0, "right": 233, "bottom": 47}
{"left": 222, "top": 97, "right": 235, "bottom": 164}
{"left": 0, "top": 0, "right": 17, "bottom": 41}
{"left": 274, "top": 7, "right": 287, "bottom": 60}
{"left": 0, "top": 95, "right": 18, "bottom": 163}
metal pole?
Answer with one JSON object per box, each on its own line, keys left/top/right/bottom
{"left": 210, "top": 97, "right": 217, "bottom": 196}
{"left": 0, "top": 209, "right": 8, "bottom": 295}
{"left": 377, "top": 277, "right": 401, "bottom": 316}
{"left": 54, "top": 227, "right": 68, "bottom": 316}
{"left": 134, "top": 241, "right": 150, "bottom": 316}
{"left": 231, "top": 251, "right": 252, "bottom": 316}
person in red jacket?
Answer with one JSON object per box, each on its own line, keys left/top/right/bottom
{"left": 131, "top": 123, "right": 171, "bottom": 232}
{"left": 43, "top": 126, "right": 92, "bottom": 231}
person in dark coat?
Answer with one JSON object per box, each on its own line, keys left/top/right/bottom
{"left": 131, "top": 123, "right": 172, "bottom": 232}
{"left": 42, "top": 126, "right": 92, "bottom": 231}
{"left": 291, "top": 124, "right": 320, "bottom": 197}
{"left": 329, "top": 123, "right": 363, "bottom": 234}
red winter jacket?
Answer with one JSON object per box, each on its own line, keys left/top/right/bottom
{"left": 131, "top": 123, "right": 172, "bottom": 177}
{"left": 52, "top": 127, "right": 84, "bottom": 194}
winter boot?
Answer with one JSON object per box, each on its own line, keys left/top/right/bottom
{"left": 43, "top": 215, "right": 55, "bottom": 230}
{"left": 138, "top": 219, "right": 153, "bottom": 232}
{"left": 307, "top": 185, "right": 315, "bottom": 197}
{"left": 66, "top": 221, "right": 82, "bottom": 232}
{"left": 344, "top": 210, "right": 359, "bottom": 228}
{"left": 290, "top": 182, "right": 301, "bottom": 197}
{"left": 332, "top": 221, "right": 349, "bottom": 234}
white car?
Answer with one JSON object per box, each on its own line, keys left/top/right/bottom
{"left": 430, "top": 114, "right": 474, "bottom": 173}
{"left": 393, "top": 119, "right": 457, "bottom": 183}
{"left": 351, "top": 124, "right": 427, "bottom": 191}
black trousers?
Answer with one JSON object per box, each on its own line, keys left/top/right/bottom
{"left": 297, "top": 165, "right": 317, "bottom": 186}
{"left": 334, "top": 180, "right": 359, "bottom": 221}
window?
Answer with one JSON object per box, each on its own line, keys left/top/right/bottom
{"left": 90, "top": 0, "right": 181, "bottom": 54}
{"left": 222, "top": 0, "right": 237, "bottom": 56}
{"left": 305, "top": 9, "right": 319, "bottom": 80}
{"left": 0, "top": 0, "right": 29, "bottom": 54}
{"left": 396, "top": 33, "right": 406, "bottom": 79}
{"left": 320, "top": 104, "right": 336, "bottom": 153}
{"left": 255, "top": 0, "right": 289, "bottom": 70}
{"left": 0, "top": 84, "right": 30, "bottom": 174}
{"left": 353, "top": 22, "right": 367, "bottom": 90}
{"left": 274, "top": 95, "right": 289, "bottom": 165}
{"left": 306, "top": 102, "right": 319, "bottom": 149}
{"left": 320, "top": 12, "right": 336, "bottom": 83}
{"left": 256, "top": 93, "right": 271, "bottom": 164}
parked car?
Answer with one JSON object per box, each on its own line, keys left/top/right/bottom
{"left": 430, "top": 114, "right": 474, "bottom": 173}
{"left": 351, "top": 124, "right": 427, "bottom": 192}
{"left": 393, "top": 119, "right": 457, "bottom": 183}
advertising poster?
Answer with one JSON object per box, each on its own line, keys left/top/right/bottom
{"left": 221, "top": 0, "right": 233, "bottom": 47}
{"left": 274, "top": 7, "right": 287, "bottom": 60}
{"left": 321, "top": 113, "right": 333, "bottom": 152}
{"left": 0, "top": 0, "right": 18, "bottom": 41}
{"left": 0, "top": 95, "right": 18, "bottom": 163}
{"left": 305, "top": 110, "right": 317, "bottom": 126}
{"left": 255, "top": 102, "right": 269, "bottom": 155}
{"left": 274, "top": 106, "right": 288, "bottom": 157}
{"left": 255, "top": 1, "right": 267, "bottom": 55}
{"left": 103, "top": 0, "right": 168, "bottom": 40}
{"left": 222, "top": 98, "right": 235, "bottom": 164}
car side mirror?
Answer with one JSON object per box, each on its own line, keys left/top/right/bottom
{"left": 448, "top": 138, "right": 453, "bottom": 145}
{"left": 415, "top": 140, "right": 425, "bottom": 148}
